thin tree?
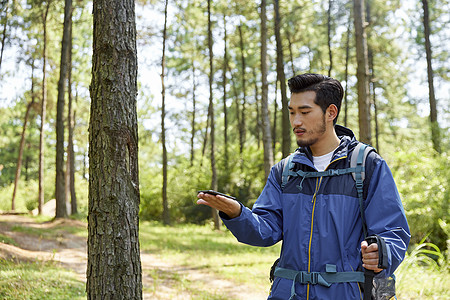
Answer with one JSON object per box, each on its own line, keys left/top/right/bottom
{"left": 260, "top": 0, "right": 273, "bottom": 180}
{"left": 190, "top": 61, "right": 197, "bottom": 166}
{"left": 353, "top": 0, "right": 371, "bottom": 145}
{"left": 366, "top": 0, "right": 380, "bottom": 152}
{"left": 253, "top": 67, "right": 261, "bottom": 148}
{"left": 208, "top": 0, "right": 220, "bottom": 230}
{"left": 161, "top": 0, "right": 170, "bottom": 225}
{"left": 421, "top": 0, "right": 441, "bottom": 153}
{"left": 66, "top": 7, "right": 77, "bottom": 214}
{"left": 274, "top": 0, "right": 290, "bottom": 157}
{"left": 87, "top": 0, "right": 142, "bottom": 298}
{"left": 222, "top": 14, "right": 229, "bottom": 169}
{"left": 327, "top": 0, "right": 333, "bottom": 77}
{"left": 55, "top": 0, "right": 72, "bottom": 218}
{"left": 0, "top": 0, "right": 11, "bottom": 72}
{"left": 343, "top": 9, "right": 351, "bottom": 127}
{"left": 238, "top": 24, "right": 247, "bottom": 157}
{"left": 38, "top": 1, "right": 51, "bottom": 215}
{"left": 12, "top": 60, "right": 36, "bottom": 211}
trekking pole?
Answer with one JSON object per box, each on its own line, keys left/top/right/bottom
{"left": 363, "top": 236, "right": 379, "bottom": 300}
{"left": 363, "top": 235, "right": 389, "bottom": 300}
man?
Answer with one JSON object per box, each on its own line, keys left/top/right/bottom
{"left": 197, "top": 73, "right": 410, "bottom": 299}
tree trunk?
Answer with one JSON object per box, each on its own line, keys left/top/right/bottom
{"left": 260, "top": 0, "right": 273, "bottom": 180}
{"left": 327, "top": 0, "right": 333, "bottom": 77}
{"left": 208, "top": 0, "right": 220, "bottom": 230}
{"left": 272, "top": 77, "right": 278, "bottom": 157}
{"left": 87, "top": 0, "right": 142, "bottom": 298}
{"left": 161, "top": 0, "right": 170, "bottom": 225}
{"left": 0, "top": 0, "right": 10, "bottom": 73}
{"left": 353, "top": 0, "right": 371, "bottom": 144}
{"left": 190, "top": 62, "right": 197, "bottom": 167}
{"left": 366, "top": 0, "right": 379, "bottom": 152}
{"left": 222, "top": 14, "right": 229, "bottom": 169}
{"left": 55, "top": 0, "right": 72, "bottom": 218}
{"left": 421, "top": 0, "right": 440, "bottom": 153}
{"left": 67, "top": 9, "right": 77, "bottom": 215}
{"left": 274, "top": 0, "right": 290, "bottom": 157}
{"left": 253, "top": 67, "right": 261, "bottom": 149}
{"left": 12, "top": 61, "right": 36, "bottom": 211}
{"left": 286, "top": 30, "right": 296, "bottom": 76}
{"left": 238, "top": 24, "right": 247, "bottom": 158}
{"left": 38, "top": 1, "right": 51, "bottom": 216}
{"left": 344, "top": 10, "right": 351, "bottom": 127}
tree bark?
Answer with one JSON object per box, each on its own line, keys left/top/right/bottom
{"left": 327, "top": 0, "right": 333, "bottom": 77}
{"left": 55, "top": 0, "right": 72, "bottom": 218}
{"left": 161, "top": 0, "right": 170, "bottom": 225}
{"left": 190, "top": 62, "right": 197, "bottom": 167}
{"left": 38, "top": 1, "right": 51, "bottom": 216}
{"left": 238, "top": 24, "right": 247, "bottom": 157}
{"left": 66, "top": 8, "right": 77, "bottom": 215}
{"left": 0, "top": 0, "right": 10, "bottom": 73}
{"left": 366, "top": 0, "right": 380, "bottom": 152}
{"left": 344, "top": 10, "right": 351, "bottom": 127}
{"left": 222, "top": 14, "right": 229, "bottom": 169}
{"left": 353, "top": 0, "right": 371, "bottom": 144}
{"left": 207, "top": 0, "right": 220, "bottom": 230}
{"left": 87, "top": 0, "right": 142, "bottom": 298}
{"left": 421, "top": 0, "right": 441, "bottom": 153}
{"left": 274, "top": 0, "right": 290, "bottom": 157}
{"left": 260, "top": 0, "right": 273, "bottom": 180}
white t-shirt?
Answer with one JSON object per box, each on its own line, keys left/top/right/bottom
{"left": 313, "top": 149, "right": 336, "bottom": 172}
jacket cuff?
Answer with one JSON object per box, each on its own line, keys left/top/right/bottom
{"left": 219, "top": 201, "right": 244, "bottom": 220}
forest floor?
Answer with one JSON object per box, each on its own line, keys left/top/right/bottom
{"left": 0, "top": 213, "right": 267, "bottom": 300}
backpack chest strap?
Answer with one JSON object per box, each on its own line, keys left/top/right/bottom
{"left": 274, "top": 265, "right": 364, "bottom": 300}
{"left": 285, "top": 166, "right": 364, "bottom": 191}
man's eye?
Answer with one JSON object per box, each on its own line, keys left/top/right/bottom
{"left": 301, "top": 112, "right": 309, "bottom": 115}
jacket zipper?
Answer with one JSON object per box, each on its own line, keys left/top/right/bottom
{"left": 306, "top": 155, "right": 347, "bottom": 299}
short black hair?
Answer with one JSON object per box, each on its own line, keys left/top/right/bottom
{"left": 288, "top": 73, "right": 344, "bottom": 125}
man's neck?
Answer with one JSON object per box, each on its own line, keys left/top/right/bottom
{"left": 309, "top": 127, "right": 340, "bottom": 156}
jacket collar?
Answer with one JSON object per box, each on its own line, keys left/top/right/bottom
{"left": 291, "top": 125, "right": 359, "bottom": 168}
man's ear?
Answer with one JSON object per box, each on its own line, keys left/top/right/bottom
{"left": 326, "top": 104, "right": 338, "bottom": 122}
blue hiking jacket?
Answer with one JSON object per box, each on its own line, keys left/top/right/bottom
{"left": 221, "top": 126, "right": 410, "bottom": 300}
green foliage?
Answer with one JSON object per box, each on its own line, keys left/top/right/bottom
{"left": 395, "top": 238, "right": 449, "bottom": 298}
{"left": 391, "top": 149, "right": 449, "bottom": 252}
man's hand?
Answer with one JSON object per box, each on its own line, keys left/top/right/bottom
{"left": 197, "top": 192, "right": 241, "bottom": 219}
{"left": 361, "top": 240, "right": 383, "bottom": 273}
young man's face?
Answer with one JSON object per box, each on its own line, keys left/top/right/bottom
{"left": 288, "top": 91, "right": 327, "bottom": 148}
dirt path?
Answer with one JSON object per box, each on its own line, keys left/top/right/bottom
{"left": 0, "top": 214, "right": 267, "bottom": 299}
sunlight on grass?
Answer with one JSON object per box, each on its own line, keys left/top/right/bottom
{"left": 140, "top": 221, "right": 449, "bottom": 299}
{"left": 0, "top": 259, "right": 85, "bottom": 300}
{"left": 140, "top": 221, "right": 281, "bottom": 294}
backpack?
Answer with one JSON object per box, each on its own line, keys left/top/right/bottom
{"left": 271, "top": 142, "right": 397, "bottom": 300}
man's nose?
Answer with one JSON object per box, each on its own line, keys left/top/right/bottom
{"left": 292, "top": 113, "right": 303, "bottom": 126}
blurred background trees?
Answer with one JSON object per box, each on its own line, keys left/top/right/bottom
{"left": 0, "top": 0, "right": 448, "bottom": 253}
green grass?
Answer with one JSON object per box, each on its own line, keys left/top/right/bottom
{"left": 1, "top": 216, "right": 448, "bottom": 299}
{"left": 0, "top": 259, "right": 85, "bottom": 300}
{"left": 0, "top": 234, "right": 17, "bottom": 246}
{"left": 9, "top": 219, "right": 87, "bottom": 240}
{"left": 139, "top": 221, "right": 450, "bottom": 299}
{"left": 139, "top": 221, "right": 281, "bottom": 293}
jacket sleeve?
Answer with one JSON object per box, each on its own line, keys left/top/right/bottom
{"left": 220, "top": 164, "right": 284, "bottom": 247}
{"left": 365, "top": 155, "right": 411, "bottom": 276}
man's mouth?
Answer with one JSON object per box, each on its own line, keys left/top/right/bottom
{"left": 293, "top": 128, "right": 306, "bottom": 136}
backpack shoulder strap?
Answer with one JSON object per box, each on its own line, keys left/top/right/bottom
{"left": 281, "top": 152, "right": 297, "bottom": 190}
{"left": 350, "top": 142, "right": 375, "bottom": 237}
